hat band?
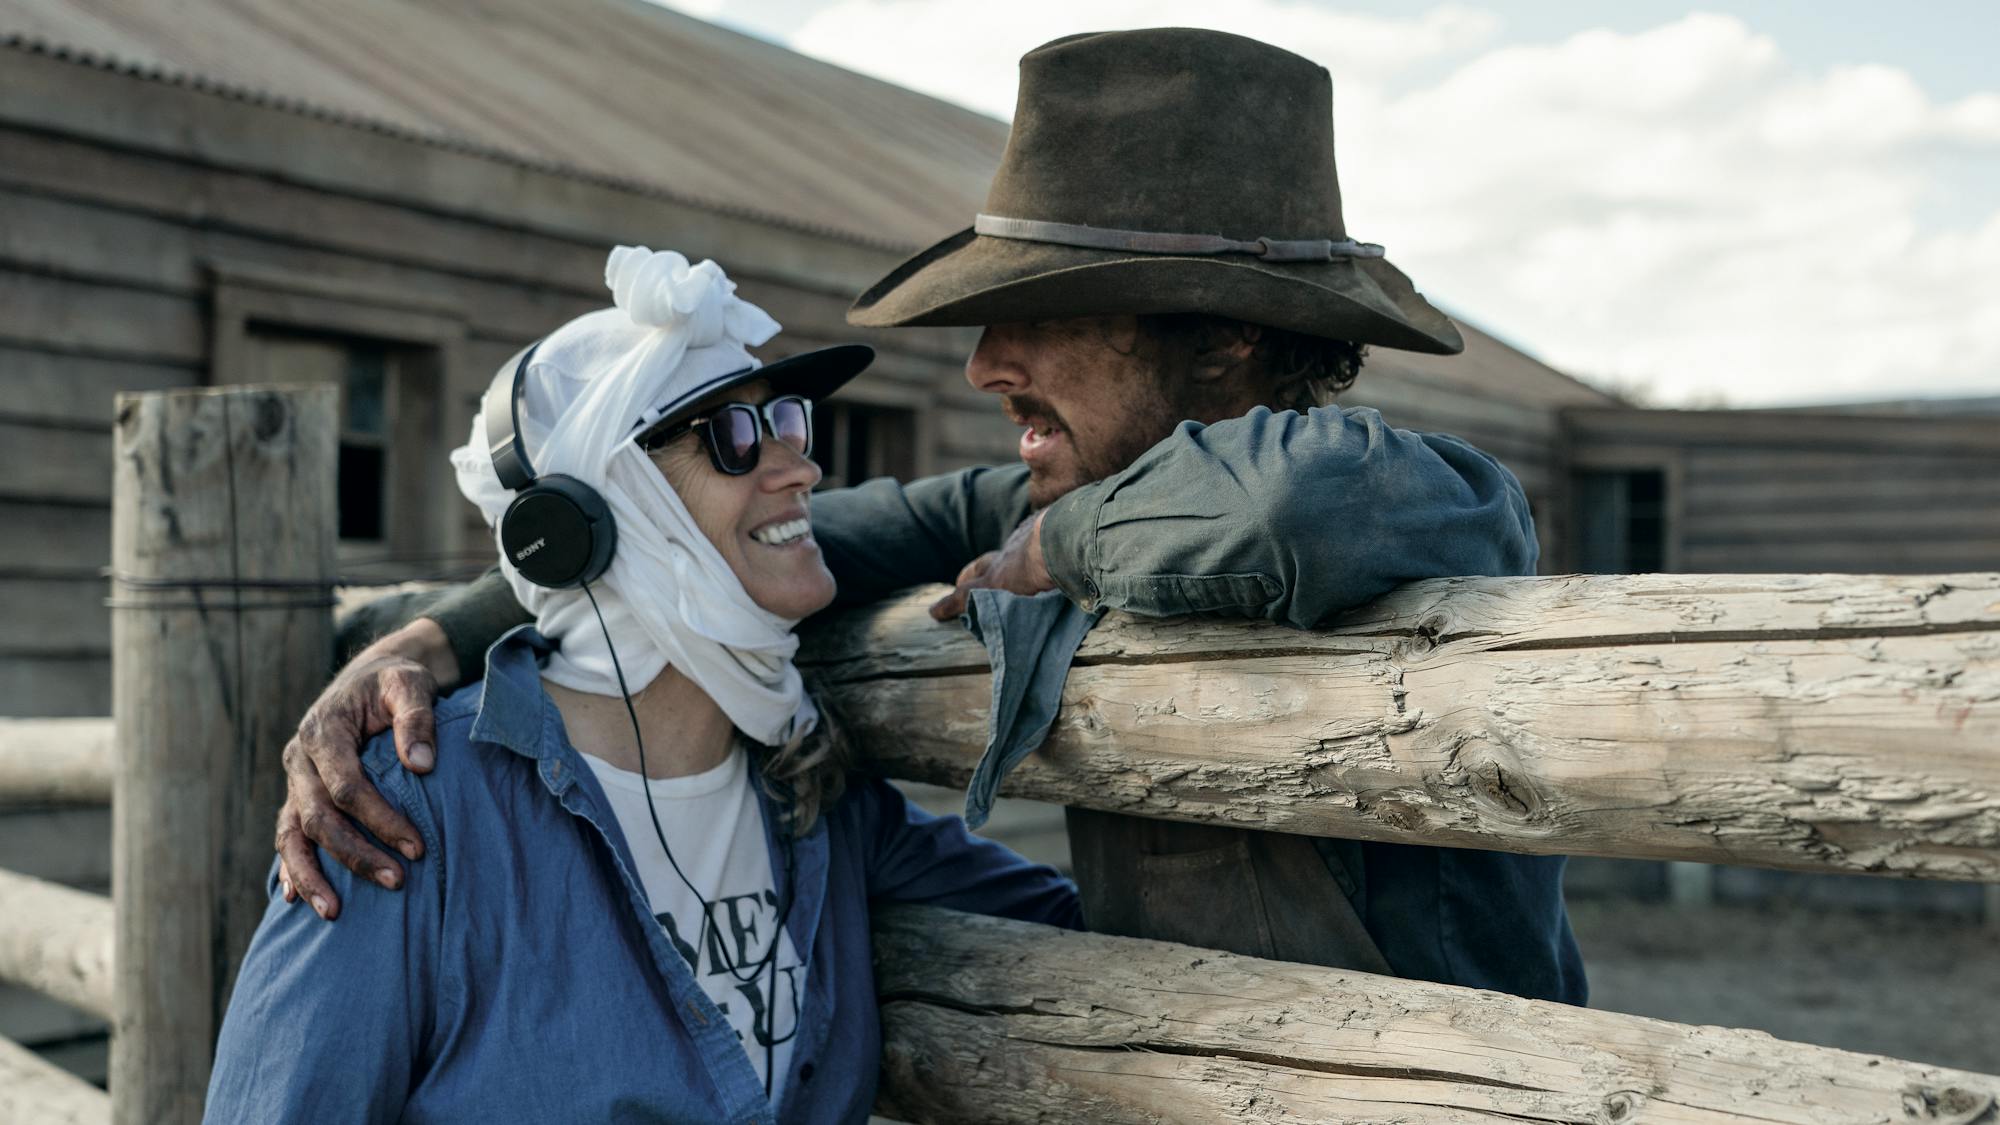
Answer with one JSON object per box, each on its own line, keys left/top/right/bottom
{"left": 974, "top": 213, "right": 1385, "bottom": 263}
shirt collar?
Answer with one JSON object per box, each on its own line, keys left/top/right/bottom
{"left": 468, "top": 625, "right": 563, "bottom": 761}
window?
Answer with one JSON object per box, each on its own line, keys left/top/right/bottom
{"left": 812, "top": 401, "right": 918, "bottom": 489}
{"left": 244, "top": 325, "right": 441, "bottom": 554}
{"left": 207, "top": 262, "right": 472, "bottom": 584}
{"left": 1574, "top": 469, "right": 1667, "bottom": 573}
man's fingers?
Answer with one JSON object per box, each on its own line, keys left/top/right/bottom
{"left": 381, "top": 669, "right": 439, "bottom": 773}
{"left": 931, "top": 553, "right": 999, "bottom": 620}
{"left": 300, "top": 804, "right": 405, "bottom": 893}
{"left": 321, "top": 763, "right": 423, "bottom": 862}
{"left": 929, "top": 586, "right": 969, "bottom": 621}
{"left": 275, "top": 802, "right": 339, "bottom": 920}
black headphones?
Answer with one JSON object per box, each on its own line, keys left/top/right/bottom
{"left": 484, "top": 341, "right": 618, "bottom": 588}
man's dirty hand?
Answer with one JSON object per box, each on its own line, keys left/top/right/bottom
{"left": 275, "top": 620, "right": 454, "bottom": 919}
{"left": 929, "top": 511, "right": 1056, "bottom": 620}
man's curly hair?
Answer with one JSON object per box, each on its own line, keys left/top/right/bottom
{"left": 1134, "top": 312, "right": 1367, "bottom": 412}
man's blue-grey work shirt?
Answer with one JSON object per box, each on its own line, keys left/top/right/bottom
{"left": 204, "top": 630, "right": 1081, "bottom": 1124}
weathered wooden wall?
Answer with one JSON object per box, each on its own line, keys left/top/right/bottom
{"left": 0, "top": 42, "right": 987, "bottom": 720}
{"left": 1564, "top": 406, "right": 2000, "bottom": 574}
{"left": 873, "top": 904, "right": 2000, "bottom": 1125}
{"left": 0, "top": 37, "right": 991, "bottom": 1075}
{"left": 802, "top": 572, "right": 2000, "bottom": 881}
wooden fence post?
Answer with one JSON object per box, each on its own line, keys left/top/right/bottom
{"left": 109, "top": 386, "right": 335, "bottom": 1125}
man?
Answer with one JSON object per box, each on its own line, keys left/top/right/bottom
{"left": 280, "top": 28, "right": 1583, "bottom": 1003}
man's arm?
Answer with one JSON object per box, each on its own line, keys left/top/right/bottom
{"left": 1034, "top": 405, "right": 1539, "bottom": 626}
{"left": 280, "top": 467, "right": 1034, "bottom": 911}
{"left": 855, "top": 775, "right": 1082, "bottom": 929}
{"left": 276, "top": 619, "right": 458, "bottom": 916}
{"left": 421, "top": 465, "right": 1035, "bottom": 677}
{"left": 813, "top": 464, "right": 1034, "bottom": 606}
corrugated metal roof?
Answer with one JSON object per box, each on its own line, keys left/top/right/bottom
{"left": 0, "top": 0, "right": 1009, "bottom": 248}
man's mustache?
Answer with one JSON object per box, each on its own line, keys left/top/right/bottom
{"left": 1003, "top": 394, "right": 1066, "bottom": 433}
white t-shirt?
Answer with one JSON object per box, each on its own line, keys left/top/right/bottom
{"left": 580, "top": 747, "right": 803, "bottom": 1101}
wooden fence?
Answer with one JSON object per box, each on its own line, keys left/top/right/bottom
{"left": 0, "top": 384, "right": 1996, "bottom": 1123}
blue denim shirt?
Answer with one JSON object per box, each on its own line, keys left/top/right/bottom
{"left": 206, "top": 628, "right": 1081, "bottom": 1124}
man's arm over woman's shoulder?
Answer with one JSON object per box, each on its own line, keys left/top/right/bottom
{"left": 1036, "top": 404, "right": 1538, "bottom": 627}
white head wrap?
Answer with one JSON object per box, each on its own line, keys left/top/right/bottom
{"left": 450, "top": 246, "right": 817, "bottom": 746}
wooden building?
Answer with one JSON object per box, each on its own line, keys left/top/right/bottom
{"left": 2, "top": 0, "right": 1996, "bottom": 1082}
{"left": 0, "top": 0, "right": 1639, "bottom": 724}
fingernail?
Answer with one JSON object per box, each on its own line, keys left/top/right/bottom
{"left": 311, "top": 895, "right": 329, "bottom": 916}
{"left": 409, "top": 742, "right": 435, "bottom": 770}
{"left": 376, "top": 869, "right": 400, "bottom": 890}
{"left": 399, "top": 839, "right": 422, "bottom": 861}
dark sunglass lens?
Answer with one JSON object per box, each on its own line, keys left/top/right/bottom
{"left": 716, "top": 406, "right": 760, "bottom": 471}
{"left": 771, "top": 398, "right": 811, "bottom": 456}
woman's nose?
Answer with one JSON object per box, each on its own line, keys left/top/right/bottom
{"left": 965, "top": 326, "right": 1030, "bottom": 395}
{"left": 759, "top": 436, "right": 822, "bottom": 492}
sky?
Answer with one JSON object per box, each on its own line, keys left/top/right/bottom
{"left": 659, "top": 0, "right": 1999, "bottom": 407}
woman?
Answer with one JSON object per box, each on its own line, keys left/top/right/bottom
{"left": 204, "top": 246, "right": 1080, "bottom": 1123}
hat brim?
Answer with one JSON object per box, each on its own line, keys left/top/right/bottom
{"left": 643, "top": 344, "right": 875, "bottom": 434}
{"left": 848, "top": 229, "right": 1464, "bottom": 356}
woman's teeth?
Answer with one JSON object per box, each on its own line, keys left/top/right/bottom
{"left": 752, "top": 518, "right": 812, "bottom": 546}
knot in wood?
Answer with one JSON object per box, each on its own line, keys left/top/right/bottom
{"left": 252, "top": 393, "right": 289, "bottom": 441}
{"left": 1901, "top": 1084, "right": 1997, "bottom": 1124}
{"left": 1599, "top": 1091, "right": 1646, "bottom": 1123}
{"left": 1399, "top": 609, "right": 1453, "bottom": 660}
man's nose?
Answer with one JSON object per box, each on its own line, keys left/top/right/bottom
{"left": 965, "top": 327, "right": 1029, "bottom": 395}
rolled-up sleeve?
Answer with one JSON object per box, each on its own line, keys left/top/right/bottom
{"left": 1038, "top": 405, "right": 1538, "bottom": 627}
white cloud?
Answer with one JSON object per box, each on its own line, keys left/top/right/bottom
{"left": 785, "top": 5, "right": 1999, "bottom": 404}
{"left": 1344, "top": 13, "right": 2000, "bottom": 403}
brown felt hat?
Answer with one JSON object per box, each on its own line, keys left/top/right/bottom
{"left": 847, "top": 28, "right": 1463, "bottom": 355}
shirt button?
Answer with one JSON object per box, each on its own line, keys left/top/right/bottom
{"left": 799, "top": 1062, "right": 815, "bottom": 1083}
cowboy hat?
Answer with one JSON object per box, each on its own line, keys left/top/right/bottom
{"left": 848, "top": 28, "right": 1463, "bottom": 355}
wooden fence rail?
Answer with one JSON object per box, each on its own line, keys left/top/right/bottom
{"left": 0, "top": 867, "right": 114, "bottom": 1021}
{"left": 873, "top": 904, "right": 2000, "bottom": 1125}
{"left": 0, "top": 718, "right": 114, "bottom": 806}
{"left": 802, "top": 572, "right": 2000, "bottom": 882}
{"left": 0, "top": 1033, "right": 109, "bottom": 1125}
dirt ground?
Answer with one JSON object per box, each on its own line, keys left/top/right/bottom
{"left": 1568, "top": 899, "right": 2000, "bottom": 1073}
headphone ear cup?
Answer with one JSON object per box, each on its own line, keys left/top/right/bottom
{"left": 499, "top": 474, "right": 616, "bottom": 588}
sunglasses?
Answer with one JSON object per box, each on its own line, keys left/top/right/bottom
{"left": 636, "top": 395, "right": 814, "bottom": 475}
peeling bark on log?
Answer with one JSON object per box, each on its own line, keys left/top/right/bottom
{"left": 872, "top": 905, "right": 2000, "bottom": 1125}
{"left": 0, "top": 1034, "right": 110, "bottom": 1125}
{"left": 0, "top": 868, "right": 113, "bottom": 1021}
{"left": 799, "top": 574, "right": 2000, "bottom": 881}
{"left": 0, "top": 719, "right": 114, "bottom": 806}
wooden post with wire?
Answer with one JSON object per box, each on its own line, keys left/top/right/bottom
{"left": 109, "top": 385, "right": 336, "bottom": 1125}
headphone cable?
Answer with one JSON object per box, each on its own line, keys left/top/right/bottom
{"left": 581, "top": 580, "right": 797, "bottom": 1099}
